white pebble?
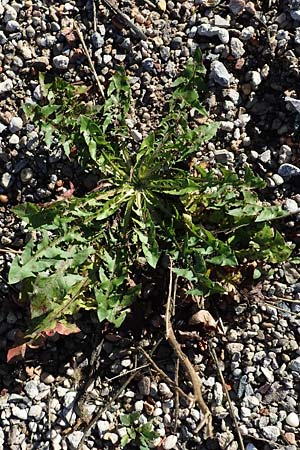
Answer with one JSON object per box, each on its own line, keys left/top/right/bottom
{"left": 286, "top": 412, "right": 299, "bottom": 427}
{"left": 163, "top": 435, "right": 178, "bottom": 449}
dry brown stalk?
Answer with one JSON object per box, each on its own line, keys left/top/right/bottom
{"left": 165, "top": 262, "right": 213, "bottom": 437}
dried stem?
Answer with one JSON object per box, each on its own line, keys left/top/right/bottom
{"left": 73, "top": 22, "right": 105, "bottom": 99}
{"left": 165, "top": 263, "right": 213, "bottom": 437}
{"left": 210, "top": 345, "right": 245, "bottom": 450}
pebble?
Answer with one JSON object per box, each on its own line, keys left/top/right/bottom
{"left": 12, "top": 406, "right": 28, "bottom": 420}
{"left": 53, "top": 55, "right": 69, "bottom": 70}
{"left": 67, "top": 431, "right": 84, "bottom": 450}
{"left": 0, "top": 79, "right": 14, "bottom": 95}
{"left": 163, "top": 435, "right": 178, "bottom": 449}
{"left": 230, "top": 38, "right": 245, "bottom": 58}
{"left": 278, "top": 163, "right": 300, "bottom": 178}
{"left": 9, "top": 117, "right": 23, "bottom": 133}
{"left": 28, "top": 404, "right": 43, "bottom": 420}
{"left": 91, "top": 32, "right": 104, "bottom": 49}
{"left": 227, "top": 343, "right": 244, "bottom": 354}
{"left": 20, "top": 168, "right": 33, "bottom": 183}
{"left": 210, "top": 61, "right": 231, "bottom": 87}
{"left": 262, "top": 425, "right": 281, "bottom": 440}
{"left": 286, "top": 412, "right": 299, "bottom": 427}
{"left": 6, "top": 20, "right": 20, "bottom": 32}
{"left": 97, "top": 420, "right": 110, "bottom": 435}
{"left": 288, "top": 357, "right": 300, "bottom": 373}
{"left": 285, "top": 199, "right": 299, "bottom": 213}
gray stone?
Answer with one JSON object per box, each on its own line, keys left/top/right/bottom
{"left": 288, "top": 357, "right": 300, "bottom": 373}
{"left": 28, "top": 404, "right": 43, "bottom": 420}
{"left": 259, "top": 150, "right": 271, "bottom": 163}
{"left": 138, "top": 376, "right": 151, "bottom": 395}
{"left": 241, "top": 26, "right": 255, "bottom": 41}
{"left": 97, "top": 420, "right": 110, "bottom": 435}
{"left": 230, "top": 38, "right": 245, "bottom": 58}
{"left": 210, "top": 61, "right": 230, "bottom": 87}
{"left": 9, "top": 117, "right": 23, "bottom": 133}
{"left": 131, "top": 129, "right": 143, "bottom": 142}
{"left": 20, "top": 168, "right": 33, "bottom": 183}
{"left": 6, "top": 20, "right": 20, "bottom": 32}
{"left": 163, "top": 435, "right": 178, "bottom": 449}
{"left": 217, "top": 28, "right": 229, "bottom": 44}
{"left": 272, "top": 174, "right": 284, "bottom": 186}
{"left": 1, "top": 172, "right": 13, "bottom": 189}
{"left": 9, "top": 134, "right": 19, "bottom": 145}
{"left": 12, "top": 406, "right": 28, "bottom": 420}
{"left": 91, "top": 32, "right": 104, "bottom": 49}
{"left": 0, "top": 79, "right": 13, "bottom": 95}
{"left": 24, "top": 381, "right": 39, "bottom": 399}
{"left": 159, "top": 383, "right": 172, "bottom": 397}
{"left": 103, "top": 432, "right": 118, "bottom": 444}
{"left": 291, "top": 9, "right": 300, "bottom": 20}
{"left": 214, "top": 149, "right": 234, "bottom": 164}
{"left": 171, "top": 36, "right": 182, "bottom": 49}
{"left": 63, "top": 391, "right": 76, "bottom": 408}
{"left": 285, "top": 199, "right": 299, "bottom": 214}
{"left": 53, "top": 55, "right": 69, "bottom": 70}
{"left": 278, "top": 163, "right": 300, "bottom": 178}
{"left": 248, "top": 71, "right": 262, "bottom": 89}
{"left": 246, "top": 445, "right": 258, "bottom": 450}
{"left": 134, "top": 400, "right": 144, "bottom": 412}
{"left": 4, "top": 5, "right": 18, "bottom": 22}
{"left": 67, "top": 431, "right": 84, "bottom": 449}
{"left": 261, "top": 367, "right": 274, "bottom": 383}
{"left": 142, "top": 58, "right": 154, "bottom": 71}
{"left": 262, "top": 425, "right": 280, "bottom": 440}
{"left": 227, "top": 343, "right": 244, "bottom": 354}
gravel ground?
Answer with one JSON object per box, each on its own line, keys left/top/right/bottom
{"left": 1, "top": 0, "right": 300, "bottom": 449}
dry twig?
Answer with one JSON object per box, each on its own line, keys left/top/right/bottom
{"left": 210, "top": 345, "right": 245, "bottom": 450}
{"left": 165, "top": 262, "right": 213, "bottom": 437}
{"left": 78, "top": 358, "right": 140, "bottom": 450}
{"left": 139, "top": 347, "right": 191, "bottom": 404}
{"left": 73, "top": 22, "right": 105, "bottom": 99}
{"left": 101, "top": 0, "right": 147, "bottom": 40}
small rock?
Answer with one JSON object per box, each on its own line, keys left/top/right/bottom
{"left": 131, "top": 129, "right": 143, "bottom": 142}
{"left": 241, "top": 26, "right": 255, "bottom": 41}
{"left": 210, "top": 61, "right": 231, "bottom": 87}
{"left": 53, "top": 55, "right": 69, "bottom": 70}
{"left": 9, "top": 117, "right": 23, "bottom": 133}
{"left": 285, "top": 199, "right": 299, "bottom": 213}
{"left": 1, "top": 172, "right": 13, "bottom": 189}
{"left": 91, "top": 32, "right": 104, "bottom": 49}
{"left": 28, "top": 405, "right": 43, "bottom": 420}
{"left": 286, "top": 412, "right": 299, "bottom": 427}
{"left": 40, "top": 373, "right": 55, "bottom": 384}
{"left": 20, "top": 168, "right": 33, "bottom": 183}
{"left": 134, "top": 400, "right": 144, "bottom": 412}
{"left": 261, "top": 367, "right": 274, "bottom": 383}
{"left": 278, "top": 163, "right": 300, "bottom": 179}
{"left": 214, "top": 382, "right": 223, "bottom": 406}
{"left": 248, "top": 71, "right": 262, "bottom": 89}
{"left": 246, "top": 444, "right": 258, "bottom": 450}
{"left": 159, "top": 383, "right": 172, "bottom": 397}
{"left": 103, "top": 432, "right": 118, "bottom": 444}
{"left": 9, "top": 134, "right": 19, "bottom": 145}
{"left": 24, "top": 381, "right": 39, "bottom": 399}
{"left": 272, "top": 174, "right": 284, "bottom": 186}
{"left": 227, "top": 343, "right": 244, "bottom": 355}
{"left": 97, "top": 420, "right": 110, "bottom": 435}
{"left": 262, "top": 425, "right": 281, "bottom": 440}
{"left": 214, "top": 149, "right": 234, "bottom": 164}
{"left": 67, "top": 431, "right": 84, "bottom": 450}
{"left": 12, "top": 406, "right": 28, "bottom": 420}
{"left": 230, "top": 38, "right": 245, "bottom": 58}
{"left": 163, "top": 435, "right": 178, "bottom": 450}
{"left": 0, "top": 79, "right": 14, "bottom": 95}
{"left": 259, "top": 150, "right": 271, "bottom": 163}
{"left": 138, "top": 376, "right": 151, "bottom": 395}
{"left": 142, "top": 58, "right": 154, "bottom": 71}
{"left": 6, "top": 20, "right": 20, "bottom": 32}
